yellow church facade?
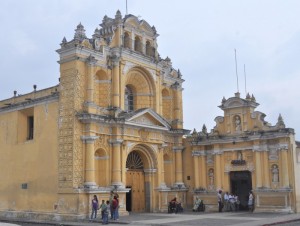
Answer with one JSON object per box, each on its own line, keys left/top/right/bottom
{"left": 0, "top": 11, "right": 299, "bottom": 220}
{"left": 184, "top": 92, "right": 300, "bottom": 213}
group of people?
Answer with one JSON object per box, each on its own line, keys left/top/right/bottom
{"left": 168, "top": 197, "right": 183, "bottom": 213}
{"left": 90, "top": 191, "right": 120, "bottom": 224}
{"left": 218, "top": 190, "right": 254, "bottom": 212}
{"left": 223, "top": 192, "right": 240, "bottom": 212}
{"left": 192, "top": 197, "right": 205, "bottom": 212}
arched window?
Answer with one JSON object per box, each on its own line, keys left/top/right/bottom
{"left": 124, "top": 32, "right": 131, "bottom": 49}
{"left": 126, "top": 151, "right": 144, "bottom": 170}
{"left": 146, "top": 41, "right": 151, "bottom": 56}
{"left": 125, "top": 86, "right": 134, "bottom": 112}
{"left": 134, "top": 36, "right": 142, "bottom": 53}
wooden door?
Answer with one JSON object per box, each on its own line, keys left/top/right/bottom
{"left": 126, "top": 170, "right": 145, "bottom": 212}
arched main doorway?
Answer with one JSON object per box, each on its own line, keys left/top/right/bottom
{"left": 125, "top": 145, "right": 156, "bottom": 212}
{"left": 126, "top": 151, "right": 145, "bottom": 212}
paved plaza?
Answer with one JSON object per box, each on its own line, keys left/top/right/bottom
{"left": 1, "top": 211, "right": 300, "bottom": 226}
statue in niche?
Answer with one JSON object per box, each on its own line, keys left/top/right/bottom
{"left": 208, "top": 169, "right": 214, "bottom": 185}
{"left": 272, "top": 164, "right": 279, "bottom": 183}
{"left": 237, "top": 151, "right": 243, "bottom": 160}
{"left": 235, "top": 116, "right": 241, "bottom": 131}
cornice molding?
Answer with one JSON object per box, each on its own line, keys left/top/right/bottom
{"left": 81, "top": 135, "right": 99, "bottom": 143}
{"left": 173, "top": 146, "right": 184, "bottom": 152}
{"left": 109, "top": 139, "right": 123, "bottom": 145}
{"left": 213, "top": 149, "right": 224, "bottom": 155}
{"left": 0, "top": 93, "right": 59, "bottom": 114}
{"left": 144, "top": 168, "right": 157, "bottom": 174}
{"left": 190, "top": 132, "right": 293, "bottom": 146}
{"left": 192, "top": 150, "right": 206, "bottom": 156}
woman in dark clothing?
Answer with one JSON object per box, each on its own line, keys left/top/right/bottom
{"left": 90, "top": 195, "right": 99, "bottom": 220}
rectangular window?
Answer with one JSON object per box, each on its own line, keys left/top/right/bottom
{"left": 27, "top": 116, "right": 34, "bottom": 140}
{"left": 18, "top": 107, "right": 34, "bottom": 143}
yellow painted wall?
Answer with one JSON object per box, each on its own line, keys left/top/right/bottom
{"left": 0, "top": 100, "right": 59, "bottom": 213}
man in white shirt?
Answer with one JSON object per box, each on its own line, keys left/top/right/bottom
{"left": 224, "top": 192, "right": 229, "bottom": 211}
{"left": 228, "top": 194, "right": 236, "bottom": 211}
{"left": 217, "top": 190, "right": 223, "bottom": 212}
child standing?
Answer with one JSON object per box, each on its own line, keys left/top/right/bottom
{"left": 102, "top": 200, "right": 110, "bottom": 224}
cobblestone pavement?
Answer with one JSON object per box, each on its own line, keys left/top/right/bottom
{"left": 1, "top": 211, "right": 300, "bottom": 226}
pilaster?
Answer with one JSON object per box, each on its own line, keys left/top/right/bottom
{"left": 214, "top": 148, "right": 222, "bottom": 190}
{"left": 173, "top": 146, "right": 184, "bottom": 187}
{"left": 157, "top": 145, "right": 167, "bottom": 189}
{"left": 86, "top": 55, "right": 97, "bottom": 104}
{"left": 200, "top": 154, "right": 207, "bottom": 189}
{"left": 81, "top": 135, "right": 99, "bottom": 188}
{"left": 112, "top": 54, "right": 120, "bottom": 108}
{"left": 281, "top": 149, "right": 290, "bottom": 188}
{"left": 171, "top": 84, "right": 183, "bottom": 129}
{"left": 110, "top": 139, "right": 124, "bottom": 187}
{"left": 254, "top": 147, "right": 263, "bottom": 188}
{"left": 192, "top": 150, "right": 207, "bottom": 189}
{"left": 193, "top": 155, "right": 200, "bottom": 188}
{"left": 263, "top": 151, "right": 270, "bottom": 188}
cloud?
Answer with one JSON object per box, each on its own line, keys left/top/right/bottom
{"left": 0, "top": 0, "right": 299, "bottom": 139}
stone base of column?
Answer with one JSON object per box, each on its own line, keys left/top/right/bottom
{"left": 173, "top": 182, "right": 186, "bottom": 189}
{"left": 157, "top": 182, "right": 168, "bottom": 190}
{"left": 84, "top": 182, "right": 97, "bottom": 189}
{"left": 111, "top": 182, "right": 125, "bottom": 190}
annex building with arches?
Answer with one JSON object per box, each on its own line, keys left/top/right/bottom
{"left": 0, "top": 11, "right": 300, "bottom": 221}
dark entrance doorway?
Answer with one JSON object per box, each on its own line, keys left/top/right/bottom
{"left": 230, "top": 171, "right": 252, "bottom": 210}
{"left": 126, "top": 186, "right": 132, "bottom": 212}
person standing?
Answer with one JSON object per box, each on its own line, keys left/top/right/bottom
{"left": 224, "top": 192, "right": 229, "bottom": 211}
{"left": 112, "top": 195, "right": 119, "bottom": 220}
{"left": 109, "top": 191, "right": 114, "bottom": 220}
{"left": 105, "top": 200, "right": 110, "bottom": 224}
{"left": 101, "top": 200, "right": 108, "bottom": 224}
{"left": 90, "top": 195, "right": 99, "bottom": 220}
{"left": 234, "top": 195, "right": 240, "bottom": 211}
{"left": 217, "top": 190, "right": 223, "bottom": 212}
{"left": 228, "top": 194, "right": 235, "bottom": 211}
{"left": 248, "top": 191, "right": 254, "bottom": 212}
{"left": 99, "top": 200, "right": 105, "bottom": 219}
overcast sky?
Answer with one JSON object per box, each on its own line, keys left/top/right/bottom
{"left": 0, "top": 0, "right": 299, "bottom": 140}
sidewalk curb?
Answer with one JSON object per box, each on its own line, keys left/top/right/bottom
{"left": 262, "top": 218, "right": 300, "bottom": 226}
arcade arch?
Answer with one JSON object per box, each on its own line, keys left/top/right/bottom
{"left": 124, "top": 67, "right": 156, "bottom": 111}
{"left": 94, "top": 148, "right": 109, "bottom": 186}
{"left": 94, "top": 70, "right": 110, "bottom": 107}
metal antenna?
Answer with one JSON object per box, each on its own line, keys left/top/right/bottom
{"left": 234, "top": 49, "right": 239, "bottom": 92}
{"left": 126, "top": 0, "right": 128, "bottom": 15}
{"left": 244, "top": 64, "right": 247, "bottom": 95}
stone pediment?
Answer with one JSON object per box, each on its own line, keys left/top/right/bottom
{"left": 124, "top": 109, "right": 170, "bottom": 130}
{"left": 124, "top": 15, "right": 155, "bottom": 36}
{"left": 219, "top": 97, "right": 259, "bottom": 110}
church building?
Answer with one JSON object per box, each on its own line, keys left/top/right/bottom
{"left": 0, "top": 11, "right": 299, "bottom": 221}
{"left": 184, "top": 92, "right": 300, "bottom": 212}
